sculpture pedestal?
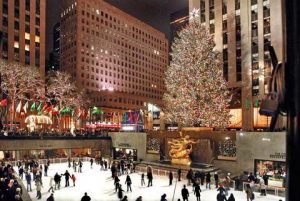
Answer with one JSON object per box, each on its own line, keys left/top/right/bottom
{"left": 171, "top": 158, "right": 191, "bottom": 166}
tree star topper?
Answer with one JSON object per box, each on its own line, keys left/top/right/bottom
{"left": 189, "top": 8, "right": 200, "bottom": 20}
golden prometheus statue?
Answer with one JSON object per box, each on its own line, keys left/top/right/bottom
{"left": 168, "top": 132, "right": 199, "bottom": 166}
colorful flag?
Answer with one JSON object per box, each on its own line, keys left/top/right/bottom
{"left": 23, "top": 101, "right": 29, "bottom": 113}
{"left": 37, "top": 103, "right": 43, "bottom": 112}
{"left": 42, "top": 103, "right": 48, "bottom": 111}
{"left": 0, "top": 99, "right": 8, "bottom": 107}
{"left": 30, "top": 102, "right": 36, "bottom": 112}
{"left": 16, "top": 101, "right": 22, "bottom": 113}
{"left": 91, "top": 106, "right": 102, "bottom": 115}
{"left": 51, "top": 106, "right": 59, "bottom": 115}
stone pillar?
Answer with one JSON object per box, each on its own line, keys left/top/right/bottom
{"left": 240, "top": 0, "right": 254, "bottom": 131}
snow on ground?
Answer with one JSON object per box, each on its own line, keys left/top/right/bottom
{"left": 17, "top": 162, "right": 285, "bottom": 201}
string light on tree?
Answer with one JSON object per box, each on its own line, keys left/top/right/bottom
{"left": 163, "top": 14, "right": 232, "bottom": 128}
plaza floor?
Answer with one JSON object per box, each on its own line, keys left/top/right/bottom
{"left": 18, "top": 162, "right": 285, "bottom": 201}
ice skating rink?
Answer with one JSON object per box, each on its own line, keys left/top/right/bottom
{"left": 18, "top": 162, "right": 285, "bottom": 201}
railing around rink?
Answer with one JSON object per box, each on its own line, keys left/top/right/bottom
{"left": 8, "top": 157, "right": 93, "bottom": 167}
{"left": 242, "top": 181, "right": 286, "bottom": 197}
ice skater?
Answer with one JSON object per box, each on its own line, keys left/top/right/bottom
{"left": 181, "top": 185, "right": 189, "bottom": 201}
{"left": 62, "top": 170, "right": 71, "bottom": 187}
{"left": 194, "top": 184, "right": 201, "bottom": 201}
{"left": 48, "top": 176, "right": 55, "bottom": 193}
{"left": 90, "top": 158, "right": 94, "bottom": 168}
{"left": 71, "top": 174, "right": 76, "bottom": 186}
{"left": 125, "top": 174, "right": 132, "bottom": 192}
{"left": 118, "top": 184, "right": 124, "bottom": 200}
{"left": 169, "top": 171, "right": 173, "bottom": 185}
{"left": 141, "top": 173, "right": 145, "bottom": 186}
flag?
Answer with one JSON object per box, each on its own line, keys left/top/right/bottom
{"left": 30, "top": 102, "right": 36, "bottom": 112}
{"left": 37, "top": 103, "right": 43, "bottom": 112}
{"left": 0, "top": 99, "right": 7, "bottom": 107}
{"left": 76, "top": 108, "right": 82, "bottom": 118}
{"left": 60, "top": 107, "right": 71, "bottom": 114}
{"left": 51, "top": 106, "right": 59, "bottom": 115}
{"left": 91, "top": 106, "right": 102, "bottom": 115}
{"left": 42, "top": 103, "right": 49, "bottom": 112}
{"left": 23, "top": 101, "right": 29, "bottom": 113}
{"left": 16, "top": 101, "right": 22, "bottom": 113}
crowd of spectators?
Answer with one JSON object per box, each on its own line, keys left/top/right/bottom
{"left": 0, "top": 130, "right": 110, "bottom": 139}
{"left": 0, "top": 162, "right": 23, "bottom": 201}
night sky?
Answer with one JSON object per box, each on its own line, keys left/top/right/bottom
{"left": 46, "top": 0, "right": 188, "bottom": 59}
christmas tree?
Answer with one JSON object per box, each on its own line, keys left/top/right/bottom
{"left": 163, "top": 9, "right": 232, "bottom": 128}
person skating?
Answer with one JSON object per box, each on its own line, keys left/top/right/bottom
{"left": 217, "top": 185, "right": 226, "bottom": 195}
{"left": 25, "top": 172, "right": 32, "bottom": 191}
{"left": 71, "top": 174, "right": 76, "bottom": 186}
{"left": 68, "top": 157, "right": 71, "bottom": 168}
{"left": 177, "top": 169, "right": 182, "bottom": 181}
{"left": 217, "top": 192, "right": 227, "bottom": 201}
{"left": 125, "top": 174, "right": 132, "bottom": 192}
{"left": 81, "top": 192, "right": 91, "bottom": 201}
{"left": 44, "top": 164, "right": 49, "bottom": 176}
{"left": 141, "top": 173, "right": 145, "bottom": 186}
{"left": 79, "top": 160, "right": 83, "bottom": 173}
{"left": 90, "top": 158, "right": 94, "bottom": 168}
{"left": 62, "top": 170, "right": 71, "bottom": 187}
{"left": 18, "top": 166, "right": 24, "bottom": 179}
{"left": 214, "top": 172, "right": 219, "bottom": 189}
{"left": 160, "top": 193, "right": 167, "bottom": 201}
{"left": 194, "top": 184, "right": 201, "bottom": 201}
{"left": 169, "top": 171, "right": 173, "bottom": 185}
{"left": 199, "top": 172, "right": 205, "bottom": 186}
{"left": 48, "top": 176, "right": 55, "bottom": 193}
{"left": 186, "top": 169, "right": 193, "bottom": 186}
{"left": 181, "top": 185, "right": 189, "bottom": 201}
{"left": 136, "top": 196, "right": 142, "bottom": 201}
{"left": 227, "top": 193, "right": 235, "bottom": 201}
{"left": 54, "top": 172, "right": 61, "bottom": 190}
{"left": 245, "top": 183, "right": 254, "bottom": 201}
{"left": 206, "top": 172, "right": 211, "bottom": 189}
{"left": 35, "top": 179, "right": 42, "bottom": 199}
{"left": 46, "top": 193, "right": 55, "bottom": 201}
{"left": 118, "top": 184, "right": 124, "bottom": 200}
{"left": 121, "top": 195, "right": 128, "bottom": 201}
{"left": 115, "top": 175, "right": 120, "bottom": 192}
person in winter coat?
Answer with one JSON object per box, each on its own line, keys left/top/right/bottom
{"left": 186, "top": 169, "right": 193, "bottom": 186}
{"left": 62, "top": 170, "right": 71, "bottom": 187}
{"left": 177, "top": 169, "right": 182, "bottom": 181}
{"left": 217, "top": 192, "right": 227, "bottom": 201}
{"left": 25, "top": 172, "right": 32, "bottom": 191}
{"left": 160, "top": 193, "right": 167, "bottom": 201}
{"left": 206, "top": 172, "right": 211, "bottom": 189}
{"left": 169, "top": 171, "right": 173, "bottom": 185}
{"left": 259, "top": 178, "right": 266, "bottom": 196}
{"left": 115, "top": 175, "right": 120, "bottom": 192}
{"left": 227, "top": 193, "right": 235, "bottom": 201}
{"left": 118, "top": 184, "right": 124, "bottom": 200}
{"left": 181, "top": 185, "right": 189, "bottom": 201}
{"left": 71, "top": 174, "right": 76, "bottom": 186}
{"left": 245, "top": 184, "right": 254, "bottom": 201}
{"left": 35, "top": 180, "right": 42, "bottom": 199}
{"left": 194, "top": 184, "right": 201, "bottom": 201}
{"left": 121, "top": 195, "right": 128, "bottom": 201}
{"left": 48, "top": 176, "right": 54, "bottom": 193}
{"left": 46, "top": 193, "right": 55, "bottom": 201}
{"left": 125, "top": 174, "right": 132, "bottom": 192}
{"left": 81, "top": 192, "right": 91, "bottom": 201}
{"left": 54, "top": 172, "right": 61, "bottom": 190}
{"left": 214, "top": 172, "right": 219, "bottom": 189}
{"left": 141, "top": 173, "right": 145, "bottom": 186}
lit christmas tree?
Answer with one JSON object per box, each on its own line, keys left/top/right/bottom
{"left": 163, "top": 9, "right": 232, "bottom": 128}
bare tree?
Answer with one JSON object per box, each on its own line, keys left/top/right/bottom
{"left": 0, "top": 59, "right": 44, "bottom": 130}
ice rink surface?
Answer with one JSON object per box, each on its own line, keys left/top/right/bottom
{"left": 18, "top": 162, "right": 285, "bottom": 201}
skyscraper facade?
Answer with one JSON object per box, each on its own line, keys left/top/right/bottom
{"left": 0, "top": 0, "right": 46, "bottom": 77}
{"left": 60, "top": 0, "right": 168, "bottom": 110}
{"left": 189, "top": 0, "right": 285, "bottom": 131}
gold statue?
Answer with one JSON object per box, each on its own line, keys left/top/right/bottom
{"left": 168, "top": 133, "right": 199, "bottom": 166}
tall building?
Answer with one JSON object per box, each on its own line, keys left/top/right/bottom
{"left": 170, "top": 8, "right": 189, "bottom": 44}
{"left": 0, "top": 0, "right": 46, "bottom": 77}
{"left": 189, "top": 0, "right": 285, "bottom": 131}
{"left": 60, "top": 0, "right": 168, "bottom": 110}
{"left": 47, "top": 22, "right": 60, "bottom": 72}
